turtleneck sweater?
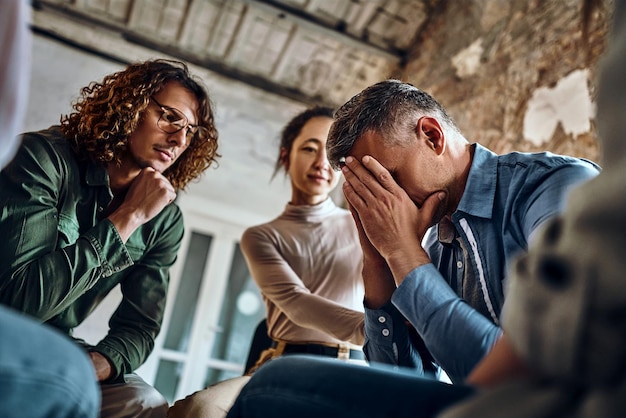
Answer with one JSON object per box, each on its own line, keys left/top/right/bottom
{"left": 240, "top": 198, "right": 365, "bottom": 346}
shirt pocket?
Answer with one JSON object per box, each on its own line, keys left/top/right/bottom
{"left": 13, "top": 209, "right": 62, "bottom": 256}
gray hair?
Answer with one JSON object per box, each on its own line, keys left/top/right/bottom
{"left": 327, "top": 79, "right": 458, "bottom": 170}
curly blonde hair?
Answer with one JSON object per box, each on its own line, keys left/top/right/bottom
{"left": 61, "top": 59, "right": 219, "bottom": 191}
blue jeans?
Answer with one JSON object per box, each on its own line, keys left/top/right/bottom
{"left": 0, "top": 305, "right": 100, "bottom": 418}
{"left": 226, "top": 355, "right": 475, "bottom": 418}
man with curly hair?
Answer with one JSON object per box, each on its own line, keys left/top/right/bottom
{"left": 0, "top": 59, "right": 220, "bottom": 417}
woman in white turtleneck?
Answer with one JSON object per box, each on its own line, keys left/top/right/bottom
{"left": 241, "top": 107, "right": 365, "bottom": 368}
{"left": 167, "top": 107, "right": 365, "bottom": 418}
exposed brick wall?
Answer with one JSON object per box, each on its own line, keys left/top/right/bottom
{"left": 401, "top": 0, "right": 612, "bottom": 164}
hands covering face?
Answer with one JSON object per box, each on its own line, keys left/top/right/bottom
{"left": 341, "top": 155, "right": 444, "bottom": 284}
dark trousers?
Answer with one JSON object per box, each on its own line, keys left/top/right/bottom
{"left": 227, "top": 355, "right": 475, "bottom": 418}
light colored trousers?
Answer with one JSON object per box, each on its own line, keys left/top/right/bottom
{"left": 167, "top": 376, "right": 251, "bottom": 418}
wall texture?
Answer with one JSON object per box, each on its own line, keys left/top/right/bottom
{"left": 401, "top": 0, "right": 611, "bottom": 163}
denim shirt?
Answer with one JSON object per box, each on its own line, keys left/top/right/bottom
{"left": 363, "top": 144, "right": 599, "bottom": 383}
{"left": 0, "top": 127, "right": 184, "bottom": 382}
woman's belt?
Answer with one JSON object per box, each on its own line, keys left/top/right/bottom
{"left": 271, "top": 340, "right": 364, "bottom": 360}
{"left": 246, "top": 340, "right": 364, "bottom": 375}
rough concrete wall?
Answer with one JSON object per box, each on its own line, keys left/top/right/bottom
{"left": 402, "top": 0, "right": 611, "bottom": 163}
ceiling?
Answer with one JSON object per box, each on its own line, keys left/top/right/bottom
{"left": 33, "top": 0, "right": 437, "bottom": 107}
{"left": 28, "top": 0, "right": 441, "bottom": 222}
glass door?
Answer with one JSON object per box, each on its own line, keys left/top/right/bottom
{"left": 138, "top": 210, "right": 266, "bottom": 404}
{"left": 203, "top": 244, "right": 265, "bottom": 387}
{"left": 152, "top": 230, "right": 214, "bottom": 402}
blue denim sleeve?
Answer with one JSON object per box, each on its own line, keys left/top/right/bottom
{"left": 392, "top": 264, "right": 502, "bottom": 383}
{"left": 363, "top": 302, "right": 425, "bottom": 375}
{"left": 522, "top": 162, "right": 600, "bottom": 242}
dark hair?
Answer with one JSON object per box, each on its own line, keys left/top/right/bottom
{"left": 327, "top": 79, "right": 457, "bottom": 170}
{"left": 60, "top": 59, "right": 220, "bottom": 191}
{"left": 272, "top": 106, "right": 334, "bottom": 179}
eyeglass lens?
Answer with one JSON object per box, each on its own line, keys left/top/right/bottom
{"left": 152, "top": 97, "right": 209, "bottom": 142}
{"left": 159, "top": 107, "right": 189, "bottom": 133}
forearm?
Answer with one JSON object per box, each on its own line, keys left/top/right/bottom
{"left": 385, "top": 246, "right": 432, "bottom": 288}
{"left": 276, "top": 292, "right": 366, "bottom": 344}
{"left": 243, "top": 230, "right": 365, "bottom": 344}
{"left": 93, "top": 318, "right": 160, "bottom": 381}
{"left": 107, "top": 208, "right": 144, "bottom": 244}
{"left": 393, "top": 264, "right": 501, "bottom": 383}
{"left": 94, "top": 265, "right": 169, "bottom": 380}
{"left": 362, "top": 256, "right": 396, "bottom": 309}
{"left": 93, "top": 337, "right": 148, "bottom": 382}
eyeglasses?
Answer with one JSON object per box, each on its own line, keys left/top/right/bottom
{"left": 151, "top": 97, "right": 210, "bottom": 144}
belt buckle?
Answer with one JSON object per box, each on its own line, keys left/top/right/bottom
{"left": 337, "top": 344, "right": 350, "bottom": 360}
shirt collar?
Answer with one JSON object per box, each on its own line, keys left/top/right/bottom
{"left": 282, "top": 197, "right": 338, "bottom": 223}
{"left": 455, "top": 143, "right": 497, "bottom": 219}
{"left": 85, "top": 162, "right": 110, "bottom": 187}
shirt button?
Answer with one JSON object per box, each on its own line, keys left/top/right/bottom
{"left": 382, "top": 329, "right": 390, "bottom": 337}
{"left": 378, "top": 316, "right": 386, "bottom": 323}
{"left": 98, "top": 206, "right": 104, "bottom": 212}
{"left": 456, "top": 261, "right": 463, "bottom": 269}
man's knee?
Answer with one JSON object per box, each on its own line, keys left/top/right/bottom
{"left": 168, "top": 376, "right": 251, "bottom": 418}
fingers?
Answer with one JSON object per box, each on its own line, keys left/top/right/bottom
{"left": 137, "top": 167, "right": 176, "bottom": 203}
{"left": 344, "top": 154, "right": 396, "bottom": 187}
{"left": 341, "top": 156, "right": 375, "bottom": 207}
{"left": 347, "top": 196, "right": 388, "bottom": 265}
{"left": 342, "top": 179, "right": 360, "bottom": 212}
{"left": 359, "top": 155, "right": 397, "bottom": 191}
{"left": 347, "top": 203, "right": 367, "bottom": 241}
{"left": 342, "top": 155, "right": 403, "bottom": 216}
{"left": 107, "top": 169, "right": 176, "bottom": 243}
{"left": 342, "top": 155, "right": 400, "bottom": 200}
{"left": 124, "top": 168, "right": 176, "bottom": 220}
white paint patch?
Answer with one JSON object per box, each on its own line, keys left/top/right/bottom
{"left": 451, "top": 38, "right": 484, "bottom": 78}
{"left": 523, "top": 69, "right": 595, "bottom": 146}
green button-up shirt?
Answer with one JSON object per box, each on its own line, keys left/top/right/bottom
{"left": 0, "top": 126, "right": 184, "bottom": 381}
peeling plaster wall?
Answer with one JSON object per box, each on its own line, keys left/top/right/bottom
{"left": 402, "top": 0, "right": 611, "bottom": 163}
{"left": 523, "top": 69, "right": 595, "bottom": 146}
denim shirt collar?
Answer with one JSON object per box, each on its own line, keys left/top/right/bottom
{"left": 455, "top": 143, "right": 498, "bottom": 220}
